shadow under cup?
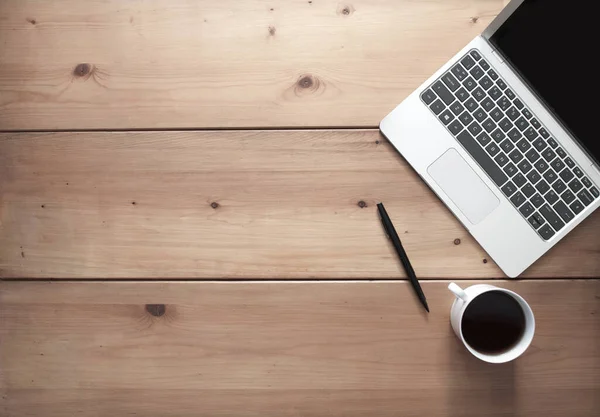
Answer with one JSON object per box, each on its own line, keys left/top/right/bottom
{"left": 454, "top": 287, "right": 535, "bottom": 363}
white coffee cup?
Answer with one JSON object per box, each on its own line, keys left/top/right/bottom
{"left": 448, "top": 283, "right": 535, "bottom": 363}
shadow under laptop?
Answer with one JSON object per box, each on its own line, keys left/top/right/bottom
{"left": 446, "top": 334, "right": 516, "bottom": 417}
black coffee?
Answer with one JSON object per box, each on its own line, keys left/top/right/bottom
{"left": 461, "top": 291, "right": 526, "bottom": 354}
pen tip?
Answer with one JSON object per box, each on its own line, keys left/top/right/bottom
{"left": 424, "top": 302, "right": 430, "bottom": 313}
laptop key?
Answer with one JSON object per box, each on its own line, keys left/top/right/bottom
{"left": 463, "top": 77, "right": 477, "bottom": 91}
{"left": 524, "top": 127, "right": 538, "bottom": 141}
{"left": 470, "top": 50, "right": 482, "bottom": 60}
{"left": 535, "top": 179, "right": 550, "bottom": 194}
{"left": 451, "top": 64, "right": 469, "bottom": 81}
{"left": 553, "top": 201, "right": 574, "bottom": 223}
{"left": 551, "top": 158, "right": 565, "bottom": 172}
{"left": 473, "top": 107, "right": 487, "bottom": 122}
{"left": 470, "top": 66, "right": 484, "bottom": 80}
{"left": 539, "top": 204, "right": 565, "bottom": 232}
{"left": 522, "top": 183, "right": 535, "bottom": 198}
{"left": 556, "top": 147, "right": 567, "bottom": 158}
{"left": 547, "top": 137, "right": 558, "bottom": 148}
{"left": 532, "top": 137, "right": 546, "bottom": 152}
{"left": 499, "top": 117, "right": 513, "bottom": 132}
{"left": 564, "top": 157, "right": 575, "bottom": 169}
{"left": 539, "top": 128, "right": 549, "bottom": 139}
{"left": 531, "top": 193, "right": 544, "bottom": 208}
{"left": 430, "top": 99, "right": 445, "bottom": 115}
{"left": 450, "top": 101, "right": 465, "bottom": 116}
{"left": 433, "top": 81, "right": 454, "bottom": 105}
{"left": 491, "top": 128, "right": 505, "bottom": 143}
{"left": 482, "top": 118, "right": 496, "bottom": 133}
{"left": 519, "top": 202, "right": 534, "bottom": 217}
{"left": 522, "top": 108, "right": 532, "bottom": 119}
{"left": 488, "top": 69, "right": 499, "bottom": 80}
{"left": 461, "top": 55, "right": 476, "bottom": 70}
{"left": 497, "top": 79, "right": 507, "bottom": 90}
{"left": 503, "top": 162, "right": 518, "bottom": 177}
{"left": 421, "top": 89, "right": 436, "bottom": 104}
{"left": 517, "top": 159, "right": 532, "bottom": 174}
{"left": 497, "top": 96, "right": 511, "bottom": 111}
{"left": 559, "top": 168, "right": 574, "bottom": 183}
{"left": 439, "top": 110, "right": 454, "bottom": 125}
{"left": 486, "top": 142, "right": 500, "bottom": 157}
{"left": 545, "top": 190, "right": 559, "bottom": 205}
{"left": 590, "top": 187, "right": 599, "bottom": 198}
{"left": 505, "top": 89, "right": 516, "bottom": 100}
{"left": 458, "top": 111, "right": 474, "bottom": 126}
{"left": 442, "top": 72, "right": 460, "bottom": 91}
{"left": 480, "top": 60, "right": 490, "bottom": 71}
{"left": 510, "top": 191, "right": 526, "bottom": 207}
{"left": 517, "top": 139, "right": 531, "bottom": 152}
{"left": 513, "top": 173, "right": 527, "bottom": 188}
{"left": 515, "top": 117, "right": 529, "bottom": 131}
{"left": 533, "top": 159, "right": 549, "bottom": 173}
{"left": 489, "top": 107, "right": 503, "bottom": 122}
{"left": 569, "top": 200, "right": 584, "bottom": 215}
{"left": 507, "top": 127, "right": 521, "bottom": 142}
{"left": 562, "top": 189, "right": 576, "bottom": 204}
{"left": 577, "top": 189, "right": 594, "bottom": 206}
{"left": 494, "top": 152, "right": 509, "bottom": 167}
{"left": 476, "top": 132, "right": 492, "bottom": 146}
{"left": 456, "top": 131, "right": 508, "bottom": 186}
{"left": 467, "top": 122, "right": 483, "bottom": 136}
{"left": 481, "top": 97, "right": 495, "bottom": 112}
{"left": 572, "top": 167, "right": 583, "bottom": 178}
{"left": 501, "top": 181, "right": 517, "bottom": 197}
{"left": 528, "top": 213, "right": 544, "bottom": 229}
{"left": 526, "top": 170, "right": 541, "bottom": 184}
{"left": 552, "top": 179, "right": 567, "bottom": 194}
{"left": 506, "top": 106, "right": 519, "bottom": 121}
{"left": 489, "top": 86, "right": 502, "bottom": 100}
{"left": 448, "top": 120, "right": 463, "bottom": 135}
{"left": 479, "top": 75, "right": 493, "bottom": 90}
{"left": 542, "top": 170, "right": 557, "bottom": 184}
{"left": 513, "top": 99, "right": 524, "bottom": 110}
{"left": 472, "top": 87, "right": 486, "bottom": 101}
{"left": 509, "top": 149, "right": 523, "bottom": 164}
{"left": 525, "top": 149, "right": 540, "bottom": 162}
{"left": 456, "top": 88, "right": 470, "bottom": 102}
{"left": 537, "top": 224, "right": 555, "bottom": 240}
{"left": 568, "top": 178, "right": 583, "bottom": 193}
{"left": 581, "top": 176, "right": 592, "bottom": 188}
{"left": 541, "top": 148, "right": 556, "bottom": 162}
{"left": 464, "top": 97, "right": 477, "bottom": 111}
{"left": 500, "top": 139, "right": 514, "bottom": 153}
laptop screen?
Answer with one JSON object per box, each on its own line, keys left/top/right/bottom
{"left": 490, "top": 0, "right": 599, "bottom": 164}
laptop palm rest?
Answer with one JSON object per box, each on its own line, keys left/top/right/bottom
{"left": 427, "top": 148, "right": 500, "bottom": 225}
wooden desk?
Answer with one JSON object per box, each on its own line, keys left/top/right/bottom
{"left": 1, "top": 1, "right": 599, "bottom": 416}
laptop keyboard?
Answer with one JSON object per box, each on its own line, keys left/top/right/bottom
{"left": 421, "top": 49, "right": 599, "bottom": 241}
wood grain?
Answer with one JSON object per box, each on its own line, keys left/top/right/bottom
{"left": 1, "top": 280, "right": 599, "bottom": 416}
{"left": 1, "top": 130, "right": 599, "bottom": 279}
{"left": 0, "top": 0, "right": 503, "bottom": 130}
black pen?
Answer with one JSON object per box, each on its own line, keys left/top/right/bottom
{"left": 377, "top": 202, "right": 429, "bottom": 313}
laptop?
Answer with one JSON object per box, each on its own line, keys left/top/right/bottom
{"left": 380, "top": 0, "right": 600, "bottom": 277}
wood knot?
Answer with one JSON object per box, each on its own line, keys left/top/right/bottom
{"left": 337, "top": 4, "right": 355, "bottom": 16}
{"left": 357, "top": 200, "right": 367, "bottom": 208}
{"left": 298, "top": 76, "right": 313, "bottom": 89}
{"left": 131, "top": 201, "right": 136, "bottom": 205}
{"left": 73, "top": 63, "right": 92, "bottom": 77}
{"left": 470, "top": 16, "right": 479, "bottom": 24}
{"left": 26, "top": 17, "right": 36, "bottom": 25}
{"left": 482, "top": 258, "right": 488, "bottom": 264}
{"left": 453, "top": 238, "right": 461, "bottom": 245}
{"left": 268, "top": 25, "right": 276, "bottom": 36}
{"left": 146, "top": 304, "right": 166, "bottom": 317}
{"left": 210, "top": 202, "right": 219, "bottom": 209}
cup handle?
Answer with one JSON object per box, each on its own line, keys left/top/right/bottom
{"left": 448, "top": 282, "right": 468, "bottom": 302}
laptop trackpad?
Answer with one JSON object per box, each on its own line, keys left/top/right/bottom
{"left": 427, "top": 148, "right": 499, "bottom": 225}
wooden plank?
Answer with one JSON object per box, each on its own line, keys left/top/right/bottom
{"left": 0, "top": 0, "right": 503, "bottom": 130}
{"left": 1, "top": 280, "right": 599, "bottom": 416}
{"left": 1, "top": 130, "right": 599, "bottom": 279}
